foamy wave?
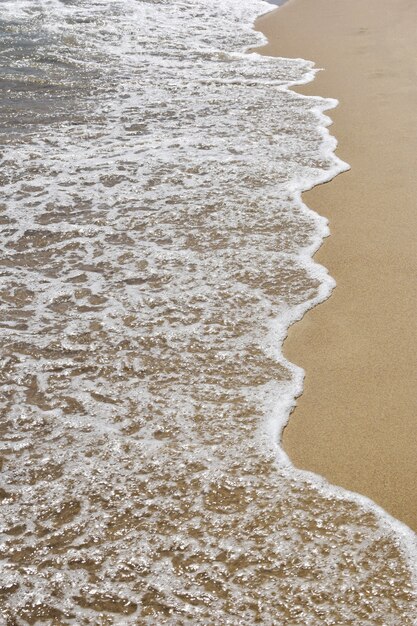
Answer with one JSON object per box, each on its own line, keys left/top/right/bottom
{"left": 0, "top": 0, "right": 415, "bottom": 623}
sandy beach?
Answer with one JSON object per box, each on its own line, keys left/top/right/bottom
{"left": 2, "top": 1, "right": 417, "bottom": 620}
{"left": 255, "top": 0, "right": 417, "bottom": 530}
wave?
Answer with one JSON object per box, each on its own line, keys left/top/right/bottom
{"left": 0, "top": 0, "right": 415, "bottom": 622}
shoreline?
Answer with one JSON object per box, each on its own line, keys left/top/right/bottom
{"left": 255, "top": 0, "right": 417, "bottom": 530}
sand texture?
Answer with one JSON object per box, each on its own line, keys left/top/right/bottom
{"left": 255, "top": 0, "right": 417, "bottom": 530}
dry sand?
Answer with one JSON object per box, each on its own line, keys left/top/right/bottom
{"left": 255, "top": 0, "right": 417, "bottom": 530}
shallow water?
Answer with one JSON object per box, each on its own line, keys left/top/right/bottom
{"left": 0, "top": 0, "right": 416, "bottom": 623}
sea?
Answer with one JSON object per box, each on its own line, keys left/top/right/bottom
{"left": 0, "top": 0, "right": 416, "bottom": 624}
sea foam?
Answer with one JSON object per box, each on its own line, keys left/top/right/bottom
{"left": 0, "top": 0, "right": 415, "bottom": 623}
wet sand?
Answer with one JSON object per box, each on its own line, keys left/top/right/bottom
{"left": 255, "top": 0, "right": 417, "bottom": 530}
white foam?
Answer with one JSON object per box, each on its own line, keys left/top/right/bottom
{"left": 0, "top": 0, "right": 415, "bottom": 622}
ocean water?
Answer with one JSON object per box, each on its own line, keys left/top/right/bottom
{"left": 0, "top": 0, "right": 416, "bottom": 624}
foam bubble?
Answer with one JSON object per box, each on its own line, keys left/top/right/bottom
{"left": 0, "top": 0, "right": 415, "bottom": 623}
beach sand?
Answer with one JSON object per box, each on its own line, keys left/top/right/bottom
{"left": 255, "top": 0, "right": 417, "bottom": 530}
